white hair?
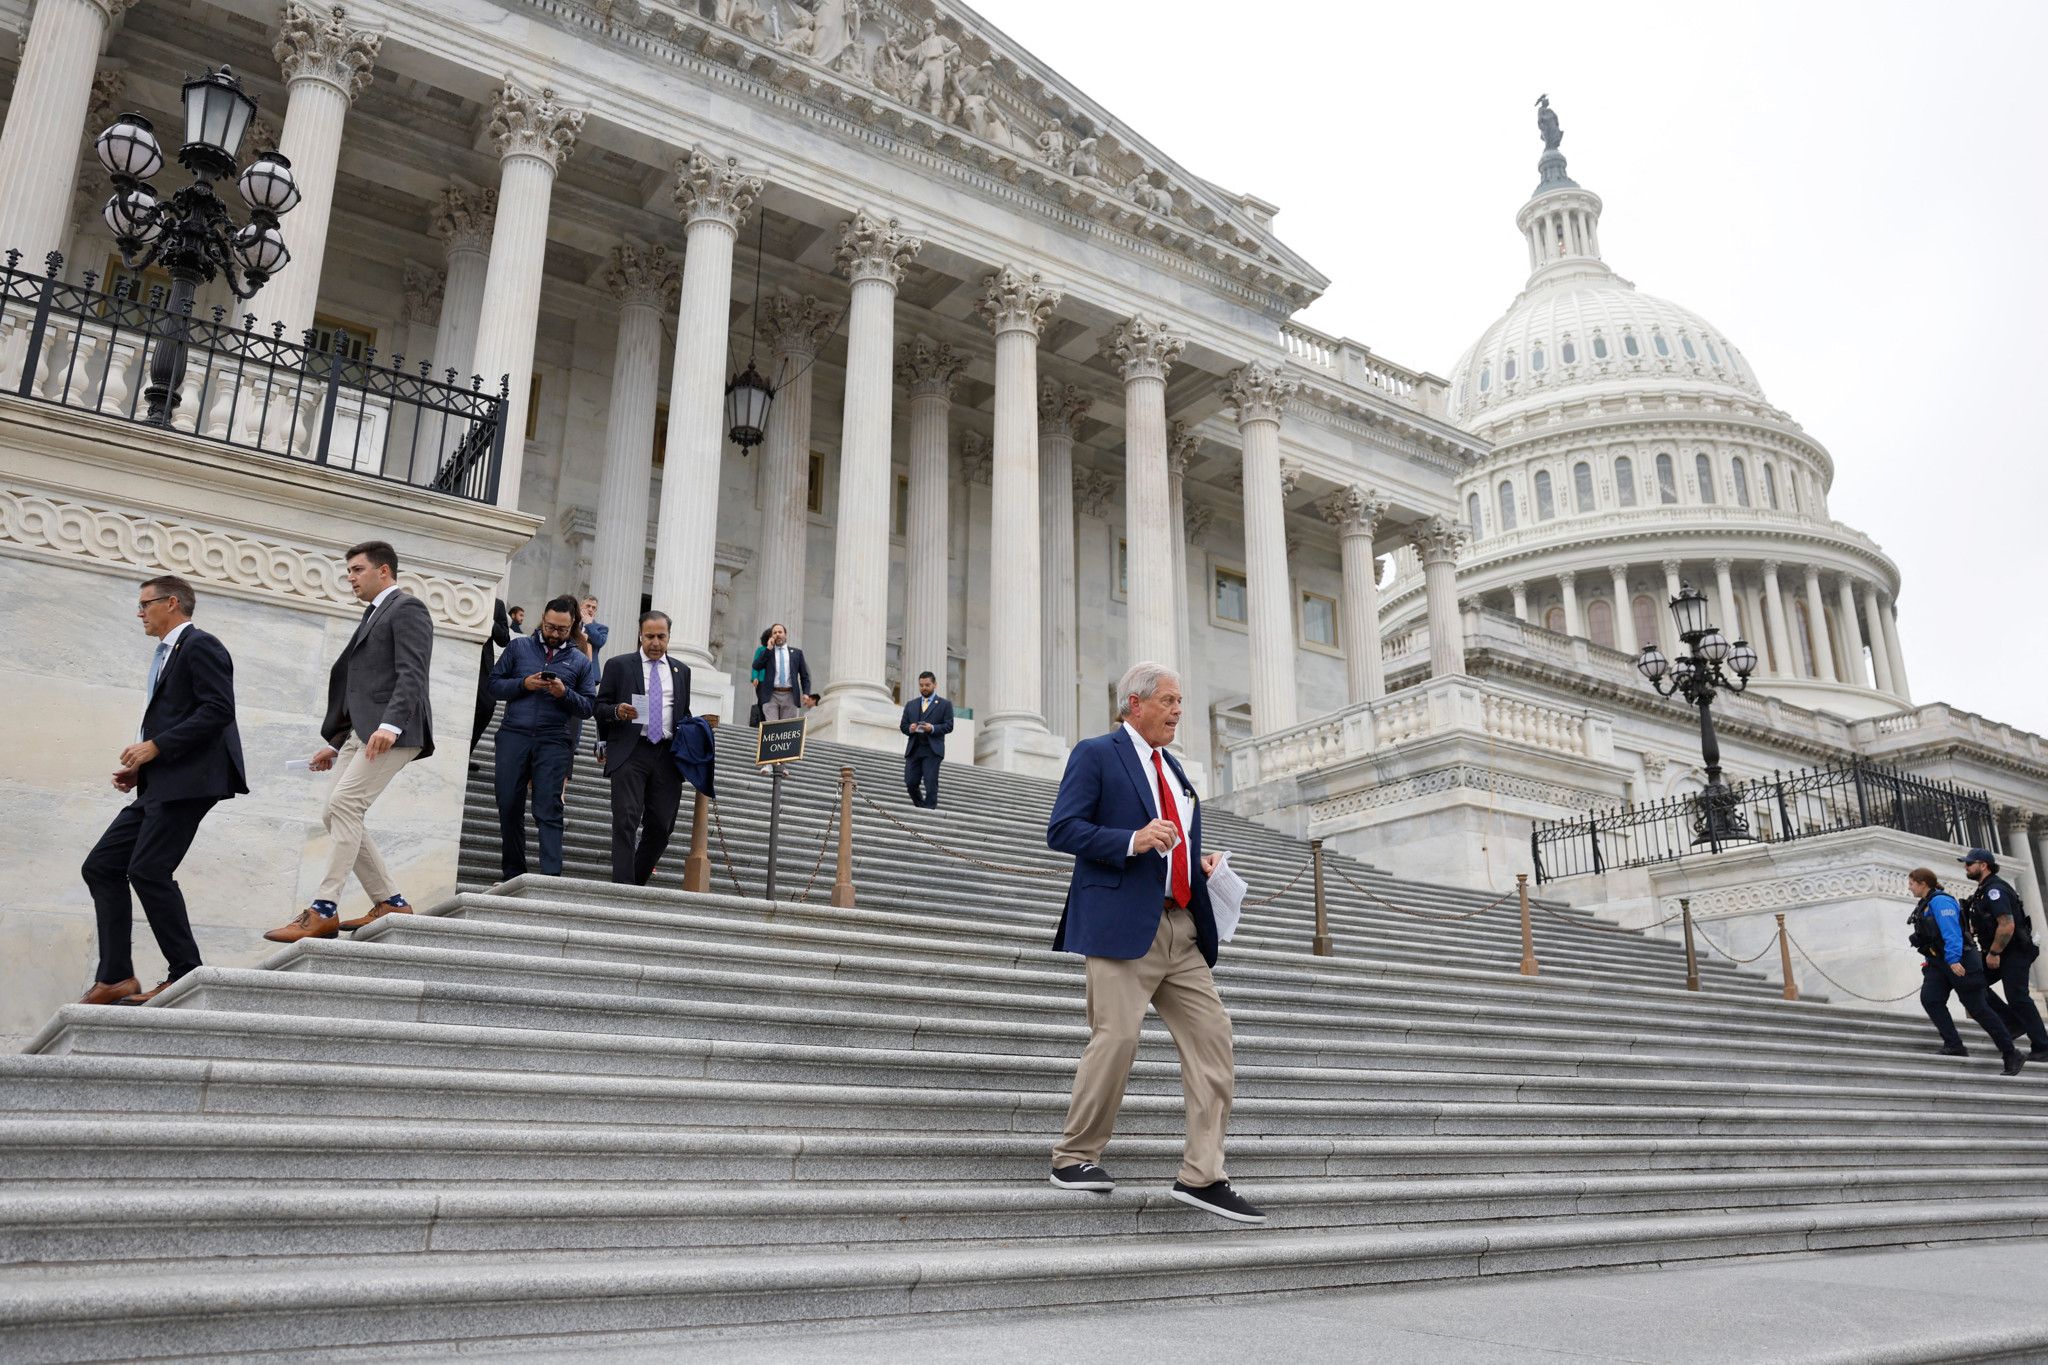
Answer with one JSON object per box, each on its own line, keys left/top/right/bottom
{"left": 1116, "top": 661, "right": 1181, "bottom": 718}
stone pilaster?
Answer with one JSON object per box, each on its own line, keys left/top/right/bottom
{"left": 1409, "top": 516, "right": 1469, "bottom": 678}
{"left": 1225, "top": 361, "right": 1301, "bottom": 734}
{"left": 1103, "top": 316, "right": 1184, "bottom": 673}
{"left": 589, "top": 242, "right": 678, "bottom": 632}
{"left": 896, "top": 335, "right": 962, "bottom": 700}
{"left": 471, "top": 78, "right": 583, "bottom": 508}
{"left": 1318, "top": 485, "right": 1388, "bottom": 704}
{"left": 1167, "top": 421, "right": 1199, "bottom": 692}
{"left": 1510, "top": 581, "right": 1529, "bottom": 622}
{"left": 1040, "top": 379, "right": 1090, "bottom": 746}
{"left": 0, "top": 0, "right": 138, "bottom": 264}
{"left": 428, "top": 182, "right": 496, "bottom": 386}
{"left": 754, "top": 293, "right": 839, "bottom": 639}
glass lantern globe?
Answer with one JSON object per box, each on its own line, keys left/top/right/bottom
{"left": 1669, "top": 584, "right": 1711, "bottom": 640}
{"left": 180, "top": 66, "right": 256, "bottom": 174}
{"left": 95, "top": 114, "right": 164, "bottom": 181}
{"left": 1698, "top": 629, "right": 1732, "bottom": 663}
{"left": 1636, "top": 645, "right": 1670, "bottom": 681}
{"left": 1728, "top": 639, "right": 1759, "bottom": 677}
{"left": 232, "top": 222, "right": 289, "bottom": 277}
{"left": 724, "top": 361, "right": 774, "bottom": 450}
{"left": 1671, "top": 653, "right": 1699, "bottom": 682}
{"left": 102, "top": 185, "right": 162, "bottom": 243}
{"left": 237, "top": 151, "right": 301, "bottom": 215}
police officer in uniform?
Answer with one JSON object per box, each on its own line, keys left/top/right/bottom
{"left": 1908, "top": 865, "right": 2024, "bottom": 1075}
{"left": 1961, "top": 847, "right": 2048, "bottom": 1057}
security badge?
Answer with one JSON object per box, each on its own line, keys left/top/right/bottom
{"left": 1990, "top": 889, "right": 2003, "bottom": 900}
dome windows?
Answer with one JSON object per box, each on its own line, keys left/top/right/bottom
{"left": 1587, "top": 598, "right": 1615, "bottom": 649}
{"left": 1655, "top": 453, "right": 1677, "bottom": 504}
{"left": 1653, "top": 331, "right": 1671, "bottom": 358}
{"left": 1695, "top": 452, "right": 1716, "bottom": 503}
{"left": 1592, "top": 334, "right": 1609, "bottom": 360}
{"left": 1561, "top": 339, "right": 1577, "bottom": 365}
{"left": 1504, "top": 354, "right": 1518, "bottom": 382}
{"left": 1681, "top": 335, "right": 1698, "bottom": 360}
{"left": 1623, "top": 331, "right": 1641, "bottom": 358}
{"left": 1706, "top": 338, "right": 1723, "bottom": 365}
{"left": 1531, "top": 346, "right": 1547, "bottom": 373}
{"left": 1573, "top": 461, "right": 1595, "bottom": 513}
{"left": 1732, "top": 456, "right": 1751, "bottom": 507}
{"left": 1466, "top": 492, "right": 1482, "bottom": 532}
{"left": 1498, "top": 481, "right": 1518, "bottom": 530}
{"left": 1763, "top": 462, "right": 1780, "bottom": 509}
{"left": 1534, "top": 470, "right": 1556, "bottom": 520}
{"left": 1614, "top": 455, "right": 1637, "bottom": 507}
{"left": 1479, "top": 365, "right": 1492, "bottom": 393}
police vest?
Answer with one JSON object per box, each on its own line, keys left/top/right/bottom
{"left": 1965, "top": 875, "right": 2032, "bottom": 953}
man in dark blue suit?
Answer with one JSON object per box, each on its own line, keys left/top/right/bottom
{"left": 899, "top": 670, "right": 953, "bottom": 808}
{"left": 80, "top": 575, "right": 247, "bottom": 1005}
{"left": 1045, "top": 661, "right": 1263, "bottom": 1224}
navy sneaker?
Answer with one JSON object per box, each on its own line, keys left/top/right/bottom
{"left": 1049, "top": 1162, "right": 1114, "bottom": 1191}
{"left": 1171, "top": 1180, "right": 1267, "bottom": 1225}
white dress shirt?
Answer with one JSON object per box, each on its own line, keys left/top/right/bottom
{"left": 140, "top": 621, "right": 191, "bottom": 739}
{"left": 345, "top": 585, "right": 405, "bottom": 741}
{"left": 640, "top": 653, "right": 677, "bottom": 741}
{"left": 1122, "top": 721, "right": 1193, "bottom": 858}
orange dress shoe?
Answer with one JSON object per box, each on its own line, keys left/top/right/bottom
{"left": 339, "top": 900, "right": 413, "bottom": 931}
{"left": 262, "top": 908, "right": 341, "bottom": 943}
{"left": 118, "top": 979, "right": 172, "bottom": 1005}
{"left": 79, "top": 978, "right": 141, "bottom": 1006}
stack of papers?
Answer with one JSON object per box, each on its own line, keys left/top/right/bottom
{"left": 1207, "top": 851, "right": 1248, "bottom": 942}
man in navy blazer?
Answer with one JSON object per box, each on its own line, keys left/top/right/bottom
{"left": 595, "top": 610, "right": 692, "bottom": 885}
{"left": 80, "top": 574, "right": 248, "bottom": 1005}
{"left": 899, "top": 670, "right": 953, "bottom": 808}
{"left": 1044, "top": 661, "right": 1264, "bottom": 1224}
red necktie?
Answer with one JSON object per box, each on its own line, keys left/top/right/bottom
{"left": 1152, "top": 749, "right": 1191, "bottom": 907}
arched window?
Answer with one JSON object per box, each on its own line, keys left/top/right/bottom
{"left": 1632, "top": 595, "right": 1659, "bottom": 649}
{"left": 1592, "top": 334, "right": 1609, "bottom": 360}
{"left": 1731, "top": 457, "right": 1751, "bottom": 507}
{"left": 1498, "top": 481, "right": 1518, "bottom": 530}
{"left": 1543, "top": 605, "right": 1566, "bottom": 634}
{"left": 1466, "top": 491, "right": 1481, "bottom": 531}
{"left": 1573, "top": 461, "right": 1595, "bottom": 512}
{"left": 1561, "top": 339, "right": 1577, "bottom": 364}
{"left": 1504, "top": 355, "right": 1518, "bottom": 381}
{"left": 1614, "top": 455, "right": 1637, "bottom": 507}
{"left": 1531, "top": 346, "right": 1547, "bottom": 373}
{"left": 1655, "top": 453, "right": 1677, "bottom": 504}
{"left": 1706, "top": 338, "right": 1723, "bottom": 365}
{"left": 1478, "top": 365, "right": 1491, "bottom": 393}
{"left": 1623, "top": 331, "right": 1641, "bottom": 357}
{"left": 1586, "top": 598, "right": 1615, "bottom": 648}
{"left": 1681, "top": 335, "right": 1698, "bottom": 360}
{"left": 1763, "top": 462, "right": 1779, "bottom": 509}
{"left": 1695, "top": 453, "right": 1716, "bottom": 503}
{"left": 1653, "top": 332, "right": 1671, "bottom": 358}
{"left": 1534, "top": 470, "right": 1556, "bottom": 520}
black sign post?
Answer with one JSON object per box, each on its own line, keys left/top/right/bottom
{"left": 756, "top": 717, "right": 806, "bottom": 901}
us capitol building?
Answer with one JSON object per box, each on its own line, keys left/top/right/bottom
{"left": 1, "top": 0, "right": 2043, "bottom": 1035}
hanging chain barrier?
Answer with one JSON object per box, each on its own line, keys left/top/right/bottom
{"left": 1687, "top": 918, "right": 1783, "bottom": 966}
{"left": 1527, "top": 897, "right": 1684, "bottom": 935}
{"left": 854, "top": 790, "right": 1062, "bottom": 877}
{"left": 1329, "top": 857, "right": 1516, "bottom": 923}
{"left": 706, "top": 800, "right": 748, "bottom": 900}
{"left": 1784, "top": 927, "right": 1922, "bottom": 1004}
{"left": 789, "top": 794, "right": 842, "bottom": 904}
{"left": 1245, "top": 857, "right": 1314, "bottom": 908}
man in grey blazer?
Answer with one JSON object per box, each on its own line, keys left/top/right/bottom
{"left": 264, "top": 539, "right": 436, "bottom": 943}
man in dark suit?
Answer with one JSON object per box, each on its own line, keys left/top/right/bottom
{"left": 485, "top": 594, "right": 598, "bottom": 881}
{"left": 263, "top": 540, "right": 435, "bottom": 943}
{"left": 751, "top": 622, "right": 812, "bottom": 722}
{"left": 899, "top": 670, "right": 953, "bottom": 809}
{"left": 596, "top": 610, "right": 692, "bottom": 885}
{"left": 79, "top": 575, "right": 248, "bottom": 1005}
{"left": 1044, "top": 661, "right": 1263, "bottom": 1225}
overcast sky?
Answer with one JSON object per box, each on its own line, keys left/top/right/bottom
{"left": 978, "top": 0, "right": 2048, "bottom": 735}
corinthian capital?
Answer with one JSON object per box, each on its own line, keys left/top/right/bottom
{"left": 83, "top": 0, "right": 141, "bottom": 23}
{"left": 674, "top": 145, "right": 763, "bottom": 230}
{"left": 1224, "top": 361, "right": 1299, "bottom": 426}
{"left": 400, "top": 262, "right": 444, "bottom": 325}
{"left": 1318, "top": 484, "right": 1389, "bottom": 537}
{"left": 430, "top": 182, "right": 497, "bottom": 253}
{"left": 897, "top": 336, "right": 964, "bottom": 398}
{"left": 488, "top": 78, "right": 584, "bottom": 170}
{"left": 1073, "top": 467, "right": 1118, "bottom": 518}
{"left": 1102, "top": 316, "right": 1183, "bottom": 383}
{"left": 977, "top": 266, "right": 1060, "bottom": 337}
{"left": 836, "top": 210, "right": 922, "bottom": 285}
{"left": 1167, "top": 421, "right": 1200, "bottom": 477}
{"left": 1041, "top": 380, "right": 1091, "bottom": 441}
{"left": 274, "top": 3, "right": 381, "bottom": 101}
{"left": 959, "top": 431, "right": 994, "bottom": 486}
{"left": 603, "top": 242, "right": 680, "bottom": 311}
{"left": 761, "top": 293, "right": 841, "bottom": 361}
{"left": 1408, "top": 514, "right": 1469, "bottom": 566}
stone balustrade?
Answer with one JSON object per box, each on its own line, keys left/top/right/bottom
{"left": 1279, "top": 321, "right": 1447, "bottom": 416}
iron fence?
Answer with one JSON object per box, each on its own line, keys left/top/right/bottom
{"left": 1531, "top": 759, "right": 1999, "bottom": 884}
{"left": 0, "top": 250, "right": 505, "bottom": 501}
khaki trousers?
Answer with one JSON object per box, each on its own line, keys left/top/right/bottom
{"left": 762, "top": 689, "right": 802, "bottom": 721}
{"left": 314, "top": 734, "right": 420, "bottom": 904}
{"left": 1053, "top": 905, "right": 1235, "bottom": 1186}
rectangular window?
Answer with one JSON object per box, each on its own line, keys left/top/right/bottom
{"left": 1300, "top": 590, "right": 1338, "bottom": 648}
{"left": 1114, "top": 537, "right": 1129, "bottom": 600}
{"left": 525, "top": 372, "right": 542, "bottom": 441}
{"left": 1214, "top": 566, "right": 1248, "bottom": 625}
{"left": 893, "top": 473, "right": 910, "bottom": 537}
{"left": 310, "top": 314, "right": 378, "bottom": 362}
{"left": 806, "top": 451, "right": 826, "bottom": 515}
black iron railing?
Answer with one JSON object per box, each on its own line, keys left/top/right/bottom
{"left": 1531, "top": 759, "right": 2000, "bottom": 884}
{"left": 0, "top": 249, "right": 506, "bottom": 502}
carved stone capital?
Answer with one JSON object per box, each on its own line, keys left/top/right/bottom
{"left": 400, "top": 262, "right": 444, "bottom": 326}
{"left": 82, "top": 0, "right": 141, "bottom": 24}
{"left": 1408, "top": 515, "right": 1469, "bottom": 566}
{"left": 1278, "top": 460, "right": 1302, "bottom": 497}
{"left": 603, "top": 242, "right": 680, "bottom": 312}
{"left": 1223, "top": 361, "right": 1299, "bottom": 426}
{"left": 430, "top": 182, "right": 497, "bottom": 254}
{"left": 1998, "top": 805, "right": 2034, "bottom": 832}
{"left": 674, "top": 145, "right": 763, "bottom": 231}
{"left": 761, "top": 294, "right": 840, "bottom": 361}
{"left": 1712, "top": 557, "right": 1734, "bottom": 573}
{"left": 87, "top": 67, "right": 125, "bottom": 135}
{"left": 1760, "top": 559, "right": 1781, "bottom": 578}
{"left": 1664, "top": 558, "right": 1687, "bottom": 577}
{"left": 1558, "top": 569, "right": 1577, "bottom": 588}
{"left": 242, "top": 118, "right": 281, "bottom": 160}
{"left": 1184, "top": 502, "right": 1216, "bottom": 545}
{"left": 1102, "top": 316, "right": 1183, "bottom": 384}
{"left": 959, "top": 431, "right": 994, "bottom": 486}
{"left": 488, "top": 78, "right": 583, "bottom": 170}
{"left": 274, "top": 2, "right": 380, "bottom": 101}
{"left": 896, "top": 336, "right": 964, "bottom": 399}
{"left": 976, "top": 265, "right": 1060, "bottom": 337}
{"left": 1041, "top": 380, "right": 1091, "bottom": 441}
{"left": 1167, "top": 422, "right": 1201, "bottom": 478}
{"left": 836, "top": 210, "right": 922, "bottom": 286}
{"left": 1073, "top": 467, "right": 1118, "bottom": 518}
{"left": 1317, "top": 484, "right": 1388, "bottom": 538}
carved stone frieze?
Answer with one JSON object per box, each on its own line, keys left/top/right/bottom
{"left": 836, "top": 210, "right": 921, "bottom": 286}
{"left": 274, "top": 2, "right": 381, "bottom": 102}
{"left": 674, "top": 145, "right": 763, "bottom": 230}
{"left": 488, "top": 78, "right": 584, "bottom": 170}
{"left": 602, "top": 241, "right": 680, "bottom": 311}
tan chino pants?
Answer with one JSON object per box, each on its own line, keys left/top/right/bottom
{"left": 314, "top": 734, "right": 420, "bottom": 904}
{"left": 1053, "top": 905, "right": 1235, "bottom": 1186}
{"left": 762, "top": 689, "right": 802, "bottom": 721}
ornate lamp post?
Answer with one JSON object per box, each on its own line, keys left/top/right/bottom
{"left": 1637, "top": 582, "right": 1760, "bottom": 847}
{"left": 96, "top": 66, "right": 301, "bottom": 424}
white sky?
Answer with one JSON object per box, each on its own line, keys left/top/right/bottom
{"left": 977, "top": 0, "right": 2048, "bottom": 735}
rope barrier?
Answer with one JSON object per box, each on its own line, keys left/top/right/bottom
{"left": 1785, "top": 928, "right": 1922, "bottom": 1004}
{"left": 1329, "top": 860, "right": 1516, "bottom": 923}
{"left": 855, "top": 791, "right": 1061, "bottom": 877}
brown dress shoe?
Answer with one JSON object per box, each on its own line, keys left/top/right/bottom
{"left": 339, "top": 900, "right": 413, "bottom": 931}
{"left": 78, "top": 978, "right": 141, "bottom": 1006}
{"left": 117, "top": 979, "right": 172, "bottom": 1005}
{"left": 262, "top": 908, "right": 340, "bottom": 943}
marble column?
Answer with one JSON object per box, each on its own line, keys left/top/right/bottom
{"left": 588, "top": 243, "right": 677, "bottom": 630}
{"left": 1167, "top": 422, "right": 1199, "bottom": 686}
{"left": 973, "top": 265, "right": 1062, "bottom": 770}
{"left": 1558, "top": 570, "right": 1582, "bottom": 639}
{"left": 753, "top": 293, "right": 840, "bottom": 638}
{"left": 1835, "top": 574, "right": 1871, "bottom": 687}
{"left": 262, "top": 2, "right": 379, "bottom": 339}
{"left": 428, "top": 183, "right": 495, "bottom": 386}
{"left": 648, "top": 148, "right": 760, "bottom": 688}
{"left": 469, "top": 80, "right": 583, "bottom": 508}
{"left": 1741, "top": 575, "right": 1774, "bottom": 675}
{"left": 896, "top": 335, "right": 962, "bottom": 700}
{"left": 381, "top": 262, "right": 442, "bottom": 481}
{"left": 1761, "top": 561, "right": 1796, "bottom": 678}
{"left": 1510, "top": 581, "right": 1529, "bottom": 622}
{"left": 1801, "top": 564, "right": 1837, "bottom": 683}
{"left": 1227, "top": 362, "right": 1302, "bottom": 734}
{"left": 1610, "top": 565, "right": 1638, "bottom": 655}
{"left": 1860, "top": 583, "right": 1896, "bottom": 695}
{"left": 819, "top": 210, "right": 920, "bottom": 721}
{"left": 1103, "top": 317, "right": 1185, "bottom": 672}
{"left": 2002, "top": 808, "right": 2041, "bottom": 905}
{"left": 1320, "top": 485, "right": 1389, "bottom": 704}
{"left": 1712, "top": 558, "right": 1740, "bottom": 646}
{"left": 1660, "top": 560, "right": 1684, "bottom": 660}
{"left": 1410, "top": 516, "right": 1469, "bottom": 678}
{"left": 1040, "top": 380, "right": 1091, "bottom": 746}
{"left": 0, "top": 0, "right": 136, "bottom": 265}
{"left": 1879, "top": 593, "right": 1912, "bottom": 702}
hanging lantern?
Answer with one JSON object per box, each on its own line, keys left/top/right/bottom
{"left": 1668, "top": 583, "right": 1711, "bottom": 640}
{"left": 724, "top": 361, "right": 774, "bottom": 449}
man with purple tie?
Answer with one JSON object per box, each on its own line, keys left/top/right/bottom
{"left": 595, "top": 611, "right": 693, "bottom": 885}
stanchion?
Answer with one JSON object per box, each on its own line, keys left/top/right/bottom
{"left": 1681, "top": 897, "right": 1700, "bottom": 992}
{"left": 1777, "top": 911, "right": 1798, "bottom": 1001}
{"left": 1517, "top": 873, "right": 1539, "bottom": 976}
{"left": 1310, "top": 840, "right": 1332, "bottom": 956}
{"left": 829, "top": 765, "right": 857, "bottom": 908}
{"left": 681, "top": 712, "right": 717, "bottom": 893}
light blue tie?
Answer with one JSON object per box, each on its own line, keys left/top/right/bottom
{"left": 145, "top": 641, "right": 169, "bottom": 696}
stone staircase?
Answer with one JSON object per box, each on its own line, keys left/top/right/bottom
{"left": 3, "top": 725, "right": 2045, "bottom": 1360}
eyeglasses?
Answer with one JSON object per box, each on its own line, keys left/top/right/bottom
{"left": 137, "top": 596, "right": 172, "bottom": 609}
